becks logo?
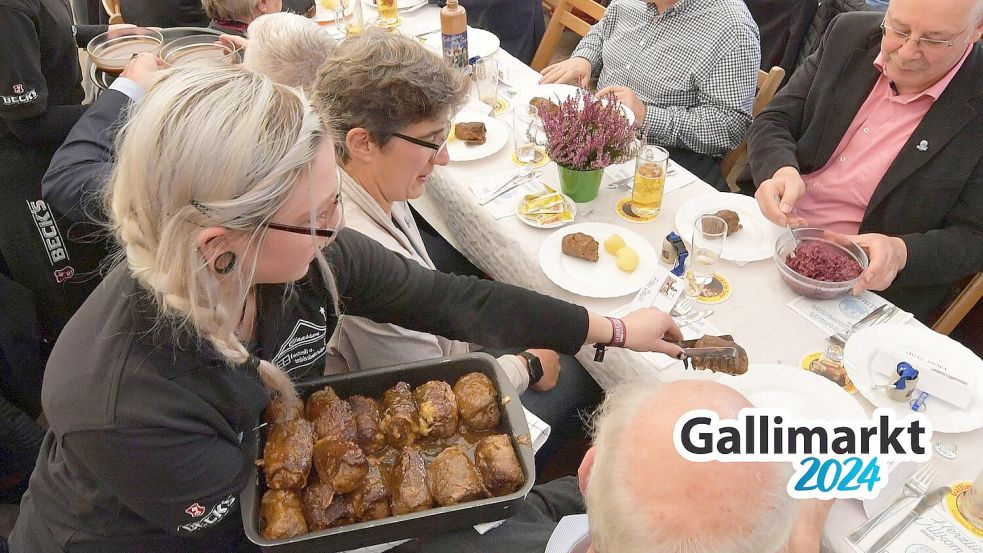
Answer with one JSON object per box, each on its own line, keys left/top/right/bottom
{"left": 178, "top": 496, "right": 236, "bottom": 532}
{"left": 27, "top": 200, "right": 70, "bottom": 265}
{"left": 53, "top": 266, "right": 75, "bottom": 283}
{"left": 184, "top": 502, "right": 206, "bottom": 518}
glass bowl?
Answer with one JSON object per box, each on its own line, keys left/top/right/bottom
{"left": 773, "top": 227, "right": 869, "bottom": 300}
{"left": 86, "top": 28, "right": 164, "bottom": 75}
{"left": 159, "top": 34, "right": 240, "bottom": 68}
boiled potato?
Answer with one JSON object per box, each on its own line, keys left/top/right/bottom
{"left": 615, "top": 247, "right": 639, "bottom": 272}
{"left": 604, "top": 234, "right": 626, "bottom": 255}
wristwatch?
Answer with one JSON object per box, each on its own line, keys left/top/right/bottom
{"left": 517, "top": 351, "right": 544, "bottom": 386}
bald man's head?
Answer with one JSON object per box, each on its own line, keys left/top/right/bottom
{"left": 584, "top": 379, "right": 797, "bottom": 553}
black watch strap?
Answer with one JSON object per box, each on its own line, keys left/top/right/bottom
{"left": 517, "top": 351, "right": 544, "bottom": 386}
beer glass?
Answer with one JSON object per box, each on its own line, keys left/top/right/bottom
{"left": 958, "top": 467, "right": 983, "bottom": 530}
{"left": 474, "top": 58, "right": 499, "bottom": 108}
{"left": 673, "top": 215, "right": 727, "bottom": 315}
{"left": 631, "top": 145, "right": 669, "bottom": 218}
{"left": 513, "top": 104, "right": 539, "bottom": 168}
{"left": 376, "top": 0, "right": 400, "bottom": 28}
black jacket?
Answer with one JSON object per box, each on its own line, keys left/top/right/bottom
{"left": 10, "top": 230, "right": 588, "bottom": 552}
{"left": 747, "top": 12, "right": 983, "bottom": 320}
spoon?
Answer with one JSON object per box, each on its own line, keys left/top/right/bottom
{"left": 786, "top": 223, "right": 799, "bottom": 258}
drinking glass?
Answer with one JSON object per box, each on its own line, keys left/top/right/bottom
{"left": 957, "top": 467, "right": 983, "bottom": 530}
{"left": 474, "top": 58, "right": 499, "bottom": 108}
{"left": 512, "top": 104, "right": 539, "bottom": 168}
{"left": 316, "top": 0, "right": 349, "bottom": 38}
{"left": 631, "top": 145, "right": 669, "bottom": 219}
{"left": 345, "top": 0, "right": 365, "bottom": 35}
{"left": 674, "top": 215, "right": 727, "bottom": 315}
{"left": 376, "top": 0, "right": 400, "bottom": 28}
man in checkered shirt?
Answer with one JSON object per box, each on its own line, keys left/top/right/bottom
{"left": 541, "top": 0, "right": 760, "bottom": 190}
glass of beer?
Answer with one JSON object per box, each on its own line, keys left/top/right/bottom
{"left": 674, "top": 214, "right": 727, "bottom": 315}
{"left": 474, "top": 58, "right": 499, "bottom": 107}
{"left": 631, "top": 145, "right": 669, "bottom": 219}
{"left": 513, "top": 105, "right": 539, "bottom": 169}
{"left": 376, "top": 0, "right": 400, "bottom": 28}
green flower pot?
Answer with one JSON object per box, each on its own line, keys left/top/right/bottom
{"left": 557, "top": 165, "right": 604, "bottom": 203}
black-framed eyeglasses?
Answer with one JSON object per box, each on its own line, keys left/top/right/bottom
{"left": 265, "top": 193, "right": 344, "bottom": 238}
{"left": 391, "top": 131, "right": 450, "bottom": 162}
{"left": 880, "top": 21, "right": 967, "bottom": 51}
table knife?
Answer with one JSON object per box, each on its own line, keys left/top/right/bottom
{"left": 675, "top": 347, "right": 738, "bottom": 372}
{"left": 867, "top": 486, "right": 950, "bottom": 553}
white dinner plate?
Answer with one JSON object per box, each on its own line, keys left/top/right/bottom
{"left": 843, "top": 324, "right": 983, "bottom": 433}
{"left": 510, "top": 84, "right": 635, "bottom": 126}
{"left": 448, "top": 113, "right": 508, "bottom": 162}
{"left": 421, "top": 26, "right": 500, "bottom": 59}
{"left": 515, "top": 194, "right": 577, "bottom": 229}
{"left": 362, "top": 0, "right": 428, "bottom": 12}
{"left": 715, "top": 364, "right": 868, "bottom": 421}
{"left": 674, "top": 193, "right": 780, "bottom": 262}
{"left": 538, "top": 222, "right": 659, "bottom": 298}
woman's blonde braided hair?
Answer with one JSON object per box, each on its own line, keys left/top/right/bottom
{"left": 105, "top": 66, "right": 330, "bottom": 401}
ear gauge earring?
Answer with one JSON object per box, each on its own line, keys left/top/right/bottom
{"left": 214, "top": 251, "right": 237, "bottom": 274}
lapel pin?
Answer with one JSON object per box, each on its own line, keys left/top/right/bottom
{"left": 916, "top": 140, "right": 929, "bottom": 151}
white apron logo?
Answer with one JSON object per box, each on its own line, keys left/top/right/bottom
{"left": 178, "top": 496, "right": 236, "bottom": 532}
{"left": 2, "top": 87, "right": 38, "bottom": 106}
{"left": 272, "top": 319, "right": 326, "bottom": 371}
{"left": 27, "top": 200, "right": 70, "bottom": 265}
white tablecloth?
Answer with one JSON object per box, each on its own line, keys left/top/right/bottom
{"left": 362, "top": 10, "right": 983, "bottom": 549}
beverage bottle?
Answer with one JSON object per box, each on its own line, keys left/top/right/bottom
{"left": 440, "top": 0, "right": 468, "bottom": 69}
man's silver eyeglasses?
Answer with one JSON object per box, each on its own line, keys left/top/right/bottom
{"left": 880, "top": 21, "right": 966, "bottom": 50}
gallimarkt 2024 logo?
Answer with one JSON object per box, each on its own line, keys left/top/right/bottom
{"left": 673, "top": 408, "right": 933, "bottom": 499}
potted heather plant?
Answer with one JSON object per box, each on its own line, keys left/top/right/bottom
{"left": 541, "top": 89, "right": 637, "bottom": 202}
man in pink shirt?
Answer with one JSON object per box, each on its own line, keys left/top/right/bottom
{"left": 747, "top": 0, "right": 983, "bottom": 320}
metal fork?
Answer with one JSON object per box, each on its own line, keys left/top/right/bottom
{"left": 847, "top": 464, "right": 937, "bottom": 544}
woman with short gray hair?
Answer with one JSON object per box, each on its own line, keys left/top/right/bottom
{"left": 313, "top": 31, "right": 605, "bottom": 455}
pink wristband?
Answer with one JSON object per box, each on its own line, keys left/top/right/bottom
{"left": 607, "top": 317, "right": 627, "bottom": 348}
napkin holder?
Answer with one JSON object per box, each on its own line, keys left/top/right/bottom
{"left": 875, "top": 343, "right": 976, "bottom": 409}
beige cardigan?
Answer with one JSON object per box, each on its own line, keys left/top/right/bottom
{"left": 325, "top": 170, "right": 530, "bottom": 392}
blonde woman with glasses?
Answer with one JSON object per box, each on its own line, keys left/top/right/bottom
{"left": 11, "top": 65, "right": 682, "bottom": 551}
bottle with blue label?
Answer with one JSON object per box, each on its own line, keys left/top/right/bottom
{"left": 440, "top": 0, "right": 468, "bottom": 69}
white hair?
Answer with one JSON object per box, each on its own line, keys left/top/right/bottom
{"left": 105, "top": 65, "right": 338, "bottom": 402}
{"left": 584, "top": 377, "right": 799, "bottom": 553}
{"left": 244, "top": 13, "right": 337, "bottom": 88}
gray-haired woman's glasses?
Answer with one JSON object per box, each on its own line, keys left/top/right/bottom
{"left": 391, "top": 132, "right": 450, "bottom": 162}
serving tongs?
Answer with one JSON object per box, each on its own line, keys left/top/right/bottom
{"left": 670, "top": 335, "right": 741, "bottom": 373}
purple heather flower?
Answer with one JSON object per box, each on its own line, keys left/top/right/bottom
{"left": 541, "top": 89, "right": 637, "bottom": 171}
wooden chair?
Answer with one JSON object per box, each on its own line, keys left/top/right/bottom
{"left": 531, "top": 0, "right": 606, "bottom": 71}
{"left": 932, "top": 272, "right": 983, "bottom": 335}
{"left": 102, "top": 0, "right": 125, "bottom": 24}
{"left": 720, "top": 65, "right": 786, "bottom": 191}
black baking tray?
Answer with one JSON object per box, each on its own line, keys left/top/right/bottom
{"left": 240, "top": 352, "right": 536, "bottom": 552}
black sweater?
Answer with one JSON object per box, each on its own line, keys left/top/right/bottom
{"left": 11, "top": 229, "right": 588, "bottom": 552}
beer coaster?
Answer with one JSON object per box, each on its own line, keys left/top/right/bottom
{"left": 492, "top": 97, "right": 509, "bottom": 116}
{"left": 615, "top": 197, "right": 659, "bottom": 224}
{"left": 510, "top": 149, "right": 550, "bottom": 168}
{"left": 696, "top": 273, "right": 731, "bottom": 304}
{"left": 945, "top": 483, "right": 983, "bottom": 537}
{"left": 800, "top": 351, "right": 858, "bottom": 394}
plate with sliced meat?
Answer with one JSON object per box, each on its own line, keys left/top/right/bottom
{"left": 447, "top": 113, "right": 509, "bottom": 162}
{"left": 538, "top": 222, "right": 658, "bottom": 298}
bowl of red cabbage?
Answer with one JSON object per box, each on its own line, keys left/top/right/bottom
{"left": 773, "top": 228, "right": 868, "bottom": 300}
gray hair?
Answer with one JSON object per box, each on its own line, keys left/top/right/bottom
{"left": 312, "top": 28, "right": 469, "bottom": 162}
{"left": 245, "top": 13, "right": 336, "bottom": 88}
{"left": 202, "top": 0, "right": 256, "bottom": 22}
{"left": 585, "top": 377, "right": 798, "bottom": 553}
{"left": 104, "top": 66, "right": 336, "bottom": 401}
